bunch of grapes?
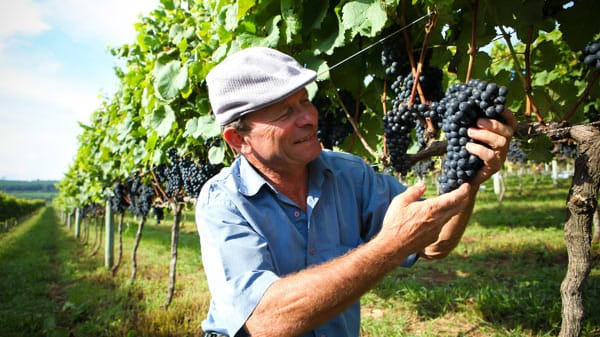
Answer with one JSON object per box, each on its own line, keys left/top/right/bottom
{"left": 579, "top": 38, "right": 600, "bottom": 70}
{"left": 156, "top": 147, "right": 223, "bottom": 200}
{"left": 109, "top": 182, "right": 129, "bottom": 213}
{"left": 179, "top": 156, "right": 203, "bottom": 198}
{"left": 437, "top": 79, "right": 508, "bottom": 193}
{"left": 314, "top": 91, "right": 359, "bottom": 149}
{"left": 384, "top": 68, "right": 444, "bottom": 175}
{"left": 136, "top": 184, "right": 155, "bottom": 217}
{"left": 124, "top": 175, "right": 155, "bottom": 217}
{"left": 383, "top": 102, "right": 416, "bottom": 175}
{"left": 164, "top": 148, "right": 184, "bottom": 198}
{"left": 381, "top": 35, "right": 411, "bottom": 77}
{"left": 507, "top": 140, "right": 527, "bottom": 164}
{"left": 179, "top": 155, "right": 223, "bottom": 198}
{"left": 81, "top": 203, "right": 104, "bottom": 218}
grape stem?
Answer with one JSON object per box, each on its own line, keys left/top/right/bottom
{"left": 498, "top": 25, "right": 544, "bottom": 124}
{"left": 333, "top": 90, "right": 380, "bottom": 161}
{"left": 465, "top": 0, "right": 479, "bottom": 83}
{"left": 397, "top": 0, "right": 427, "bottom": 105}
{"left": 522, "top": 25, "right": 546, "bottom": 126}
{"left": 409, "top": 10, "right": 438, "bottom": 106}
{"left": 149, "top": 165, "right": 169, "bottom": 201}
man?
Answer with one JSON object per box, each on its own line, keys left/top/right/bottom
{"left": 196, "top": 47, "right": 515, "bottom": 337}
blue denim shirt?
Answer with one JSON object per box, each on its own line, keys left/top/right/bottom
{"left": 195, "top": 150, "right": 417, "bottom": 337}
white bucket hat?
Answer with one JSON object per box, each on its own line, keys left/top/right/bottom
{"left": 206, "top": 47, "right": 317, "bottom": 126}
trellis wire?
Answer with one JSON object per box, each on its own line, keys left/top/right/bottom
{"left": 317, "top": 12, "right": 432, "bottom": 76}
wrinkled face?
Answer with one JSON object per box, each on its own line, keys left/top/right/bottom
{"left": 239, "top": 88, "right": 322, "bottom": 172}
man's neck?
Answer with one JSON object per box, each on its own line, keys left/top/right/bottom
{"left": 248, "top": 159, "right": 309, "bottom": 211}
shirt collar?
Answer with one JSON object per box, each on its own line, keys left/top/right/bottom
{"left": 236, "top": 152, "right": 333, "bottom": 197}
{"left": 237, "top": 155, "right": 268, "bottom": 196}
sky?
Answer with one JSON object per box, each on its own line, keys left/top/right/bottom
{"left": 0, "top": 0, "right": 160, "bottom": 181}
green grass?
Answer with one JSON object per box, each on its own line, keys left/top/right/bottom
{"left": 1, "top": 173, "right": 599, "bottom": 336}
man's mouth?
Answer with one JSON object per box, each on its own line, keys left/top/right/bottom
{"left": 295, "top": 133, "right": 316, "bottom": 144}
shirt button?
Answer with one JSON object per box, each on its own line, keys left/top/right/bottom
{"left": 308, "top": 247, "right": 315, "bottom": 255}
{"left": 294, "top": 211, "right": 300, "bottom": 217}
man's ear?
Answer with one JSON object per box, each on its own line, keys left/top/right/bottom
{"left": 223, "top": 127, "right": 243, "bottom": 153}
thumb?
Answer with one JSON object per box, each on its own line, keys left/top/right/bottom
{"left": 393, "top": 181, "right": 426, "bottom": 207}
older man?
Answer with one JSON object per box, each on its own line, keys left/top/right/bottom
{"left": 196, "top": 47, "right": 515, "bottom": 337}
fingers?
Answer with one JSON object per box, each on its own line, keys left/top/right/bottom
{"left": 464, "top": 109, "right": 516, "bottom": 185}
{"left": 421, "top": 183, "right": 470, "bottom": 220}
{"left": 392, "top": 181, "right": 426, "bottom": 207}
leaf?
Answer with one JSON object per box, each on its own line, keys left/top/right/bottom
{"left": 341, "top": 0, "right": 387, "bottom": 38}
{"left": 233, "top": 15, "right": 282, "bottom": 48}
{"left": 303, "top": 0, "right": 329, "bottom": 33}
{"left": 524, "top": 135, "right": 554, "bottom": 163}
{"left": 208, "top": 145, "right": 226, "bottom": 165}
{"left": 169, "top": 24, "right": 185, "bottom": 44}
{"left": 296, "top": 52, "right": 329, "bottom": 81}
{"left": 151, "top": 104, "right": 176, "bottom": 138}
{"left": 532, "top": 70, "right": 559, "bottom": 87}
{"left": 223, "top": 4, "right": 239, "bottom": 31}
{"left": 183, "top": 117, "right": 200, "bottom": 138}
{"left": 281, "top": 0, "right": 303, "bottom": 44}
{"left": 153, "top": 60, "right": 189, "bottom": 101}
{"left": 186, "top": 115, "right": 221, "bottom": 139}
{"left": 237, "top": 0, "right": 255, "bottom": 20}
{"left": 311, "top": 11, "right": 345, "bottom": 55}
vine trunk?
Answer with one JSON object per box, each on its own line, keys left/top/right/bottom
{"left": 559, "top": 125, "right": 600, "bottom": 337}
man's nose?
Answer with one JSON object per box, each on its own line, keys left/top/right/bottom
{"left": 296, "top": 104, "right": 317, "bottom": 126}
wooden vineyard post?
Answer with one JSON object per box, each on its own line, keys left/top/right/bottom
{"left": 74, "top": 207, "right": 82, "bottom": 239}
{"left": 105, "top": 200, "right": 114, "bottom": 269}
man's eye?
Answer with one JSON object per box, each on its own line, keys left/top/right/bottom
{"left": 273, "top": 109, "right": 292, "bottom": 121}
{"left": 276, "top": 109, "right": 292, "bottom": 120}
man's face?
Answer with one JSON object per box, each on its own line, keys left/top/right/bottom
{"left": 239, "top": 88, "right": 322, "bottom": 172}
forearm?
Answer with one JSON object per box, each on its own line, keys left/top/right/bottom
{"left": 245, "top": 236, "right": 411, "bottom": 336}
{"left": 421, "top": 185, "right": 478, "bottom": 259}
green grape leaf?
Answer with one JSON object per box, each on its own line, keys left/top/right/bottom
{"left": 233, "top": 15, "right": 282, "bottom": 48}
{"left": 238, "top": 0, "right": 256, "bottom": 20}
{"left": 532, "top": 70, "right": 559, "bottom": 87}
{"left": 208, "top": 145, "right": 226, "bottom": 165}
{"left": 524, "top": 134, "right": 554, "bottom": 163}
{"left": 311, "top": 12, "right": 345, "bottom": 55}
{"left": 341, "top": 0, "right": 386, "bottom": 38}
{"left": 150, "top": 104, "right": 176, "bottom": 138}
{"left": 303, "top": 0, "right": 329, "bottom": 33}
{"left": 184, "top": 115, "right": 221, "bottom": 139}
{"left": 153, "top": 60, "right": 189, "bottom": 102}
{"left": 281, "top": 0, "right": 303, "bottom": 44}
{"left": 223, "top": 4, "right": 239, "bottom": 31}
